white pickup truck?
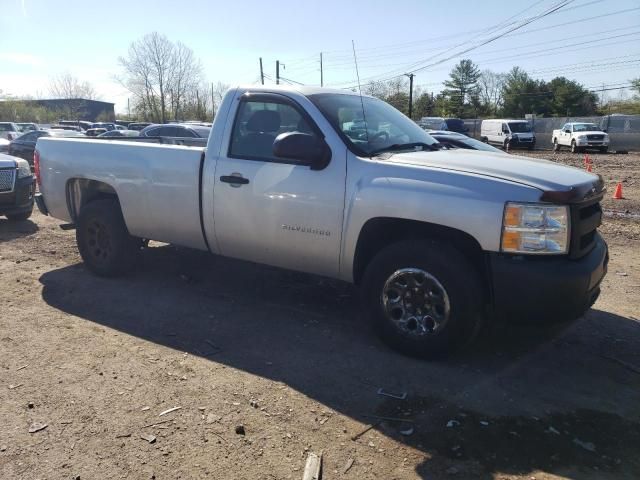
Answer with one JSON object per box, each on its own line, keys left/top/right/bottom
{"left": 34, "top": 85, "right": 608, "bottom": 358}
{"left": 552, "top": 122, "right": 610, "bottom": 153}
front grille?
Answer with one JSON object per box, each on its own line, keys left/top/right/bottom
{"left": 570, "top": 198, "right": 602, "bottom": 258}
{"left": 0, "top": 168, "right": 16, "bottom": 193}
{"left": 587, "top": 134, "right": 604, "bottom": 140}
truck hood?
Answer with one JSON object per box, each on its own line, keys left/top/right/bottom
{"left": 381, "top": 149, "right": 603, "bottom": 200}
{"left": 0, "top": 153, "right": 17, "bottom": 169}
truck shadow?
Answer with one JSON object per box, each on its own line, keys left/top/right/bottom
{"left": 39, "top": 245, "right": 640, "bottom": 479}
{"left": 0, "top": 218, "right": 38, "bottom": 242}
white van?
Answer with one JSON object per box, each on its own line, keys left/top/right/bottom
{"left": 481, "top": 119, "right": 535, "bottom": 150}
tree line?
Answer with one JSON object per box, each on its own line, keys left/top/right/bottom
{"left": 365, "top": 59, "right": 640, "bottom": 119}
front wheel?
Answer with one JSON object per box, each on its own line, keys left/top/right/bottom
{"left": 76, "top": 198, "right": 140, "bottom": 277}
{"left": 553, "top": 139, "right": 560, "bottom": 152}
{"left": 5, "top": 209, "right": 33, "bottom": 222}
{"left": 361, "top": 240, "right": 483, "bottom": 359}
{"left": 570, "top": 140, "right": 580, "bottom": 153}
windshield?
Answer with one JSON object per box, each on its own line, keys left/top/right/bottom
{"left": 459, "top": 137, "right": 503, "bottom": 153}
{"left": 508, "top": 122, "right": 531, "bottom": 133}
{"left": 309, "top": 93, "right": 438, "bottom": 156}
{"left": 573, "top": 123, "right": 600, "bottom": 132}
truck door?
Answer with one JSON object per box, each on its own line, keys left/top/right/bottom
{"left": 212, "top": 92, "right": 346, "bottom": 278}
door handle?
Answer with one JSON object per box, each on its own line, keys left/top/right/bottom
{"left": 220, "top": 174, "right": 249, "bottom": 186}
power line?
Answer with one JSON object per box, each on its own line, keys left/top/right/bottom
{"left": 331, "top": 0, "right": 575, "bottom": 88}
{"left": 320, "top": 0, "right": 605, "bottom": 59}
{"left": 321, "top": 25, "right": 640, "bottom": 71}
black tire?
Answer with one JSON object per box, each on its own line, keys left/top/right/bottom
{"left": 570, "top": 140, "right": 580, "bottom": 153}
{"left": 481, "top": 137, "right": 489, "bottom": 143}
{"left": 599, "top": 146, "right": 608, "bottom": 153}
{"left": 6, "top": 208, "right": 33, "bottom": 222}
{"left": 361, "top": 239, "right": 483, "bottom": 359}
{"left": 76, "top": 198, "right": 140, "bottom": 277}
{"left": 553, "top": 139, "right": 560, "bottom": 152}
{"left": 503, "top": 139, "right": 509, "bottom": 151}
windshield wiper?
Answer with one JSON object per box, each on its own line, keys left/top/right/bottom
{"left": 370, "top": 142, "right": 441, "bottom": 156}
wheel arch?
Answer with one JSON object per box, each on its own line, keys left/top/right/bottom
{"left": 352, "top": 217, "right": 490, "bottom": 301}
{"left": 66, "top": 178, "right": 119, "bottom": 222}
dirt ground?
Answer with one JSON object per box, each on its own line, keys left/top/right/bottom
{"left": 1, "top": 153, "right": 640, "bottom": 479}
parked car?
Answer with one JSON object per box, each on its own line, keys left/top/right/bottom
{"left": 418, "top": 117, "right": 448, "bottom": 130}
{"left": 0, "top": 153, "right": 35, "bottom": 221}
{"left": 59, "top": 120, "right": 92, "bottom": 131}
{"left": 139, "top": 123, "right": 211, "bottom": 139}
{"left": 481, "top": 119, "right": 535, "bottom": 150}
{"left": 127, "top": 122, "right": 152, "bottom": 131}
{"left": 91, "top": 123, "right": 117, "bottom": 131}
{"left": 86, "top": 128, "right": 108, "bottom": 137}
{"left": 444, "top": 118, "right": 469, "bottom": 135}
{"left": 552, "top": 122, "right": 609, "bottom": 153}
{"left": 97, "top": 130, "right": 139, "bottom": 138}
{"left": 17, "top": 122, "right": 39, "bottom": 132}
{"left": 50, "top": 124, "right": 83, "bottom": 132}
{"left": 35, "top": 85, "right": 607, "bottom": 359}
{"left": 0, "top": 122, "right": 22, "bottom": 141}
{"left": 8, "top": 129, "right": 85, "bottom": 165}
{"left": 428, "top": 131, "right": 505, "bottom": 154}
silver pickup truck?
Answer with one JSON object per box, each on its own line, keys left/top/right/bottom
{"left": 34, "top": 85, "right": 608, "bottom": 358}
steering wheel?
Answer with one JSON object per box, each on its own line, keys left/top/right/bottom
{"left": 370, "top": 131, "right": 389, "bottom": 142}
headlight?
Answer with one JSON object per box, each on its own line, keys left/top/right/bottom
{"left": 16, "top": 159, "right": 32, "bottom": 179}
{"left": 501, "top": 203, "right": 569, "bottom": 255}
{"left": 577, "top": 135, "right": 586, "bottom": 140}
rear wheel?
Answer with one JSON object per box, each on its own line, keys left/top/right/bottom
{"left": 76, "top": 198, "right": 140, "bottom": 277}
{"left": 361, "top": 239, "right": 483, "bottom": 359}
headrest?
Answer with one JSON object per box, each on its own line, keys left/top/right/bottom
{"left": 247, "top": 110, "right": 281, "bottom": 133}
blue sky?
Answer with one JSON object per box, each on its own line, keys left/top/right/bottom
{"left": 1, "top": 0, "right": 638, "bottom": 113}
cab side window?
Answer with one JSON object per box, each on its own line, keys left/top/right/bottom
{"left": 229, "top": 99, "right": 314, "bottom": 162}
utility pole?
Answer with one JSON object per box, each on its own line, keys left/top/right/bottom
{"left": 259, "top": 57, "right": 264, "bottom": 85}
{"left": 276, "top": 60, "right": 280, "bottom": 85}
{"left": 404, "top": 73, "right": 415, "bottom": 119}
{"left": 320, "top": 52, "right": 323, "bottom": 87}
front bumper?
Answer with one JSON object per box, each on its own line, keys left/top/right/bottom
{"left": 576, "top": 139, "right": 609, "bottom": 147}
{"left": 508, "top": 137, "right": 536, "bottom": 148}
{"left": 0, "top": 176, "right": 35, "bottom": 216}
{"left": 489, "top": 233, "right": 608, "bottom": 324}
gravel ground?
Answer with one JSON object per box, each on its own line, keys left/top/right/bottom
{"left": 1, "top": 152, "right": 640, "bottom": 479}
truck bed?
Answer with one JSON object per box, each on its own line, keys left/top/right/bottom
{"left": 38, "top": 138, "right": 208, "bottom": 250}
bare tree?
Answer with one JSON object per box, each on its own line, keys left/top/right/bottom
{"left": 478, "top": 70, "right": 506, "bottom": 116}
{"left": 119, "top": 32, "right": 207, "bottom": 123}
{"left": 48, "top": 73, "right": 99, "bottom": 100}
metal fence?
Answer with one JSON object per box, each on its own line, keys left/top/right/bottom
{"left": 462, "top": 114, "right": 640, "bottom": 152}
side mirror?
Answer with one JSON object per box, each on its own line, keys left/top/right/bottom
{"left": 564, "top": 129, "right": 571, "bottom": 134}
{"left": 602, "top": 128, "right": 607, "bottom": 133}
{"left": 273, "top": 132, "right": 331, "bottom": 171}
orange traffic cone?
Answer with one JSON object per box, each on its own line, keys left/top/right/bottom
{"left": 584, "top": 153, "right": 592, "bottom": 165}
{"left": 612, "top": 183, "right": 623, "bottom": 200}
{"left": 586, "top": 164, "right": 592, "bottom": 172}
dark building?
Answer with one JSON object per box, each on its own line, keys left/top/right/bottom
{"left": 22, "top": 98, "right": 115, "bottom": 122}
